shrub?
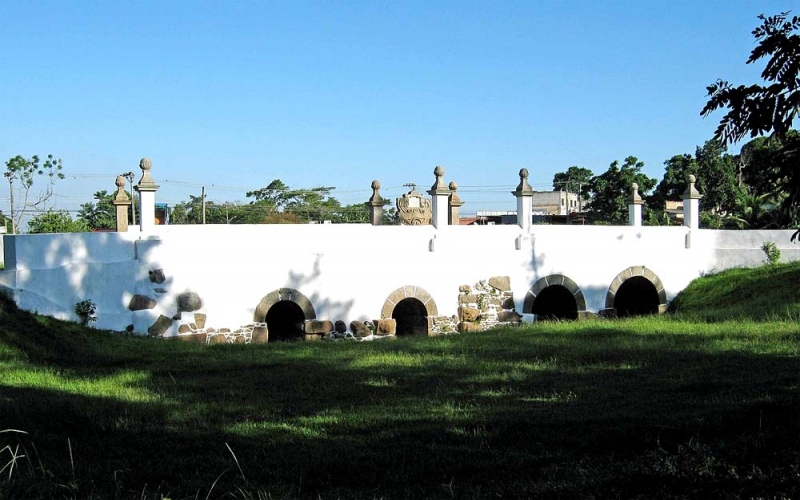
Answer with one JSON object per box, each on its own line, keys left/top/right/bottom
{"left": 761, "top": 241, "right": 780, "bottom": 265}
{"left": 74, "top": 299, "right": 97, "bottom": 326}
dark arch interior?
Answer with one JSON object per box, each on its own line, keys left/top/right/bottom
{"left": 392, "top": 298, "right": 428, "bottom": 336}
{"left": 531, "top": 285, "right": 579, "bottom": 321}
{"left": 614, "top": 276, "right": 660, "bottom": 317}
{"left": 266, "top": 300, "right": 305, "bottom": 341}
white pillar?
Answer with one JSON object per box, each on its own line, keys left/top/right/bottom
{"left": 628, "top": 182, "right": 643, "bottom": 227}
{"left": 133, "top": 157, "right": 160, "bottom": 233}
{"left": 682, "top": 174, "right": 702, "bottom": 230}
{"left": 428, "top": 166, "right": 450, "bottom": 229}
{"left": 513, "top": 168, "right": 534, "bottom": 231}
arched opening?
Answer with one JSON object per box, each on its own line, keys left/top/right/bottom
{"left": 614, "top": 276, "right": 660, "bottom": 317}
{"left": 266, "top": 300, "right": 305, "bottom": 341}
{"left": 530, "top": 285, "right": 579, "bottom": 321}
{"left": 392, "top": 298, "right": 429, "bottom": 336}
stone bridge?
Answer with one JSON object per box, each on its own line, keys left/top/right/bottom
{"left": 1, "top": 160, "right": 797, "bottom": 340}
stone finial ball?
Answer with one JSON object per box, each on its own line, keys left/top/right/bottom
{"left": 688, "top": 174, "right": 696, "bottom": 183}
{"left": 449, "top": 181, "right": 458, "bottom": 190}
{"left": 115, "top": 175, "right": 126, "bottom": 188}
{"left": 139, "top": 158, "right": 152, "bottom": 171}
{"left": 371, "top": 180, "right": 381, "bottom": 190}
{"left": 434, "top": 165, "right": 445, "bottom": 177}
{"left": 519, "top": 168, "right": 529, "bottom": 179}
{"left": 632, "top": 182, "right": 639, "bottom": 190}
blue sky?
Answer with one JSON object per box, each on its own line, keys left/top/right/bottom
{"left": 1, "top": 1, "right": 792, "bottom": 218}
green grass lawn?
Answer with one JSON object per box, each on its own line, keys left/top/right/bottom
{"left": 0, "top": 265, "right": 799, "bottom": 499}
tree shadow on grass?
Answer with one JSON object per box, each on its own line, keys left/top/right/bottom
{"left": 1, "top": 305, "right": 799, "bottom": 498}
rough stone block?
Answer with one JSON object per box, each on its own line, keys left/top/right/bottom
{"left": 148, "top": 269, "right": 166, "bottom": 284}
{"left": 458, "top": 322, "right": 482, "bottom": 333}
{"left": 501, "top": 297, "right": 516, "bottom": 310}
{"left": 487, "top": 297, "right": 504, "bottom": 308}
{"left": 177, "top": 292, "right": 203, "bottom": 312}
{"left": 334, "top": 320, "right": 347, "bottom": 334}
{"left": 233, "top": 335, "right": 246, "bottom": 344}
{"left": 488, "top": 276, "right": 511, "bottom": 292}
{"left": 458, "top": 285, "right": 471, "bottom": 293}
{"left": 459, "top": 294, "right": 477, "bottom": 305}
{"left": 128, "top": 294, "right": 156, "bottom": 311}
{"left": 577, "top": 311, "right": 601, "bottom": 321}
{"left": 350, "top": 321, "right": 371, "bottom": 338}
{"left": 305, "top": 320, "right": 333, "bottom": 334}
{"left": 497, "top": 310, "right": 522, "bottom": 323}
{"left": 375, "top": 318, "right": 396, "bottom": 336}
{"left": 252, "top": 326, "right": 268, "bottom": 344}
{"left": 169, "top": 333, "right": 207, "bottom": 344}
{"left": 302, "top": 333, "right": 323, "bottom": 341}
{"left": 194, "top": 313, "right": 207, "bottom": 329}
{"left": 208, "top": 334, "right": 227, "bottom": 345}
{"left": 178, "top": 324, "right": 192, "bottom": 334}
{"left": 148, "top": 315, "right": 173, "bottom": 337}
{"left": 459, "top": 306, "right": 481, "bottom": 322}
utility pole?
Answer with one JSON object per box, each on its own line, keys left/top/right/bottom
{"left": 201, "top": 186, "right": 206, "bottom": 224}
{"left": 4, "top": 171, "right": 14, "bottom": 234}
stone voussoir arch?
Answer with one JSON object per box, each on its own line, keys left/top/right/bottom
{"left": 254, "top": 288, "right": 317, "bottom": 323}
{"left": 381, "top": 285, "right": 439, "bottom": 320}
{"left": 605, "top": 266, "right": 668, "bottom": 311}
{"left": 523, "top": 274, "right": 587, "bottom": 314}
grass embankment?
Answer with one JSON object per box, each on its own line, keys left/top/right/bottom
{"left": 0, "top": 264, "right": 798, "bottom": 499}
{"left": 670, "top": 260, "right": 800, "bottom": 321}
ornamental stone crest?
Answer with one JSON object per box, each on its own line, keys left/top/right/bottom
{"left": 396, "top": 184, "right": 432, "bottom": 225}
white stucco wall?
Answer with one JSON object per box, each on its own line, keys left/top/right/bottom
{"left": 1, "top": 224, "right": 798, "bottom": 333}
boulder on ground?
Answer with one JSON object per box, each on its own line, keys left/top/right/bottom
{"left": 375, "top": 319, "right": 396, "bottom": 336}
{"left": 305, "top": 320, "right": 334, "bottom": 334}
{"left": 334, "top": 320, "right": 347, "bottom": 334}
{"left": 350, "top": 321, "right": 371, "bottom": 338}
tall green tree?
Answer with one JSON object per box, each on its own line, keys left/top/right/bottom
{"left": 27, "top": 210, "right": 90, "bottom": 234}
{"left": 585, "top": 156, "right": 656, "bottom": 225}
{"left": 77, "top": 190, "right": 116, "bottom": 230}
{"left": 650, "top": 154, "right": 697, "bottom": 211}
{"left": 701, "top": 11, "right": 800, "bottom": 226}
{"left": 552, "top": 166, "right": 593, "bottom": 207}
{"left": 170, "top": 195, "right": 231, "bottom": 224}
{"left": 4, "top": 154, "right": 65, "bottom": 234}
{"left": 246, "top": 180, "right": 341, "bottom": 223}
